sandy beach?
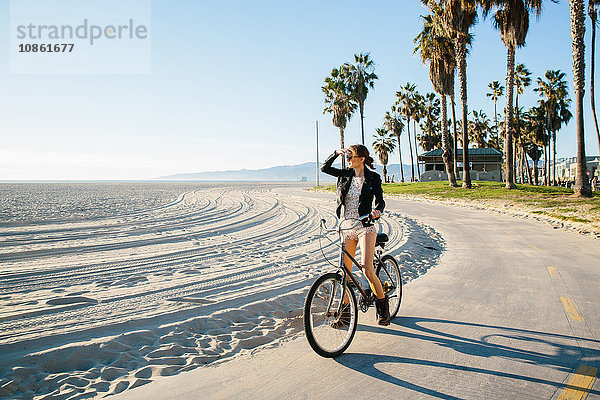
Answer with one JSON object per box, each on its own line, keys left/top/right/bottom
{"left": 0, "top": 182, "right": 443, "bottom": 399}
{"left": 114, "top": 186, "right": 600, "bottom": 400}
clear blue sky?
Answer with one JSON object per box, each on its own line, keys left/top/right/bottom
{"left": 0, "top": 0, "right": 598, "bottom": 180}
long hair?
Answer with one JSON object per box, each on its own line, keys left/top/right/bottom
{"left": 349, "top": 144, "right": 375, "bottom": 169}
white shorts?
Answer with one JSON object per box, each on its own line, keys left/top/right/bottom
{"left": 342, "top": 222, "right": 376, "bottom": 241}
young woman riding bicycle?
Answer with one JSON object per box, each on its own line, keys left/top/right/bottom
{"left": 321, "top": 144, "right": 391, "bottom": 326}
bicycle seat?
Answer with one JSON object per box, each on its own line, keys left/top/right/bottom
{"left": 375, "top": 233, "right": 388, "bottom": 248}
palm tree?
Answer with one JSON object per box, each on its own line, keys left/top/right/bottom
{"left": 349, "top": 53, "right": 378, "bottom": 146}
{"left": 536, "top": 100, "right": 551, "bottom": 184}
{"left": 418, "top": 93, "right": 443, "bottom": 151}
{"left": 514, "top": 64, "right": 532, "bottom": 183}
{"left": 487, "top": 106, "right": 505, "bottom": 152}
{"left": 384, "top": 108, "right": 406, "bottom": 182}
{"left": 519, "top": 109, "right": 534, "bottom": 183}
{"left": 322, "top": 65, "right": 357, "bottom": 167}
{"left": 423, "top": 0, "right": 466, "bottom": 179}
{"left": 569, "top": 0, "right": 592, "bottom": 196}
{"left": 514, "top": 105, "right": 527, "bottom": 182}
{"left": 373, "top": 127, "right": 397, "bottom": 183}
{"left": 469, "top": 110, "right": 492, "bottom": 147}
{"left": 418, "top": 121, "right": 443, "bottom": 151}
{"left": 486, "top": 81, "right": 505, "bottom": 146}
{"left": 455, "top": 117, "right": 464, "bottom": 146}
{"left": 415, "top": 7, "right": 459, "bottom": 186}
{"left": 438, "top": 0, "right": 478, "bottom": 188}
{"left": 481, "top": 0, "right": 545, "bottom": 189}
{"left": 534, "top": 70, "right": 572, "bottom": 185}
{"left": 589, "top": 0, "right": 600, "bottom": 157}
{"left": 451, "top": 93, "right": 460, "bottom": 178}
{"left": 395, "top": 83, "right": 420, "bottom": 181}
{"left": 487, "top": 130, "right": 503, "bottom": 151}
{"left": 522, "top": 105, "right": 547, "bottom": 185}
{"left": 411, "top": 93, "right": 427, "bottom": 179}
{"left": 422, "top": 93, "right": 441, "bottom": 134}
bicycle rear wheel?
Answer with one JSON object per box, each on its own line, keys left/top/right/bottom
{"left": 376, "top": 255, "right": 402, "bottom": 319}
{"left": 303, "top": 273, "right": 357, "bottom": 358}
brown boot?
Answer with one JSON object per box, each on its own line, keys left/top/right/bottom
{"left": 375, "top": 296, "right": 390, "bottom": 326}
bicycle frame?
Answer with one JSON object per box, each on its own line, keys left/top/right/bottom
{"left": 321, "top": 216, "right": 378, "bottom": 316}
{"left": 338, "top": 241, "right": 370, "bottom": 306}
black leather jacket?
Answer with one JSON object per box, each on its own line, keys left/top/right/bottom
{"left": 321, "top": 151, "right": 385, "bottom": 225}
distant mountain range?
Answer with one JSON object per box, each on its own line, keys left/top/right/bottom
{"left": 157, "top": 162, "right": 414, "bottom": 182}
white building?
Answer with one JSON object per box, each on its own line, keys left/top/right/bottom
{"left": 552, "top": 156, "right": 600, "bottom": 181}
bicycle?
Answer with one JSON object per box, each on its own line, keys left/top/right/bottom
{"left": 303, "top": 214, "right": 402, "bottom": 358}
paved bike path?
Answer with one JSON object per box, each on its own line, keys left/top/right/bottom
{"left": 117, "top": 189, "right": 600, "bottom": 399}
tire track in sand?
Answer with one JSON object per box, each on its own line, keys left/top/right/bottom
{"left": 0, "top": 183, "right": 444, "bottom": 400}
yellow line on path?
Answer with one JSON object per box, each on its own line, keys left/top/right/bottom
{"left": 560, "top": 297, "right": 584, "bottom": 321}
{"left": 548, "top": 266, "right": 559, "bottom": 277}
{"left": 529, "top": 244, "right": 543, "bottom": 252}
{"left": 503, "top": 230, "right": 513, "bottom": 236}
{"left": 557, "top": 365, "right": 598, "bottom": 400}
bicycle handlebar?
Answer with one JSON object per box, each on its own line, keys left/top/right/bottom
{"left": 320, "top": 214, "right": 380, "bottom": 234}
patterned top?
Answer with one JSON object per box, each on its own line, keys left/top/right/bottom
{"left": 343, "top": 176, "right": 364, "bottom": 220}
{"left": 342, "top": 176, "right": 376, "bottom": 239}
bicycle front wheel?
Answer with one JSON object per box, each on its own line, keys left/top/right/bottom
{"left": 376, "top": 255, "right": 402, "bottom": 319}
{"left": 303, "top": 273, "right": 358, "bottom": 358}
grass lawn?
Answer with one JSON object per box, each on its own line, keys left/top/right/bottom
{"left": 313, "top": 181, "right": 600, "bottom": 227}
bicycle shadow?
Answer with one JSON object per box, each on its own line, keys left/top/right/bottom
{"left": 334, "top": 316, "right": 600, "bottom": 399}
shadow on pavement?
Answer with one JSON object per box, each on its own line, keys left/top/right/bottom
{"left": 335, "top": 316, "right": 600, "bottom": 399}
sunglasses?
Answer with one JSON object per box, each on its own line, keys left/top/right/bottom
{"left": 345, "top": 154, "right": 357, "bottom": 161}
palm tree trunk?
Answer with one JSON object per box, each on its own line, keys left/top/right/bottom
{"left": 540, "top": 146, "right": 544, "bottom": 184}
{"left": 513, "top": 141, "right": 517, "bottom": 182}
{"left": 494, "top": 99, "right": 498, "bottom": 149}
{"left": 451, "top": 93, "right": 459, "bottom": 178}
{"left": 515, "top": 93, "right": 524, "bottom": 184}
{"left": 504, "top": 46, "right": 517, "bottom": 189}
{"left": 456, "top": 39, "right": 471, "bottom": 188}
{"left": 396, "top": 135, "right": 405, "bottom": 182}
{"left": 441, "top": 95, "right": 458, "bottom": 187}
{"left": 546, "top": 142, "right": 552, "bottom": 186}
{"left": 532, "top": 157, "right": 540, "bottom": 186}
{"left": 571, "top": 0, "right": 592, "bottom": 196}
{"left": 543, "top": 143, "right": 548, "bottom": 185}
{"left": 552, "top": 131, "right": 557, "bottom": 185}
{"left": 359, "top": 103, "right": 365, "bottom": 146}
{"left": 591, "top": 11, "right": 600, "bottom": 157}
{"left": 383, "top": 165, "right": 387, "bottom": 183}
{"left": 519, "top": 148, "right": 525, "bottom": 184}
{"left": 524, "top": 151, "right": 533, "bottom": 184}
{"left": 413, "top": 120, "right": 421, "bottom": 180}
{"left": 407, "top": 118, "right": 415, "bottom": 182}
{"left": 340, "top": 127, "right": 346, "bottom": 169}
{"left": 515, "top": 93, "right": 521, "bottom": 183}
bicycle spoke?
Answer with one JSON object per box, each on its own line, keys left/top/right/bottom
{"left": 377, "top": 256, "right": 402, "bottom": 319}
{"left": 304, "top": 274, "right": 357, "bottom": 357}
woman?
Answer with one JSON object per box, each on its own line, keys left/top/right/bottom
{"left": 321, "top": 144, "right": 390, "bottom": 326}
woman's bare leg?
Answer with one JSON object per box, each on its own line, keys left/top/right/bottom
{"left": 342, "top": 237, "right": 358, "bottom": 303}
{"left": 343, "top": 237, "right": 358, "bottom": 271}
{"left": 359, "top": 232, "right": 385, "bottom": 299}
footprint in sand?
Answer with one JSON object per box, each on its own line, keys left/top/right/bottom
{"left": 113, "top": 276, "right": 148, "bottom": 287}
{"left": 100, "top": 366, "right": 128, "bottom": 381}
{"left": 133, "top": 367, "right": 153, "bottom": 379}
{"left": 46, "top": 296, "right": 98, "bottom": 306}
{"left": 66, "top": 291, "right": 90, "bottom": 296}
